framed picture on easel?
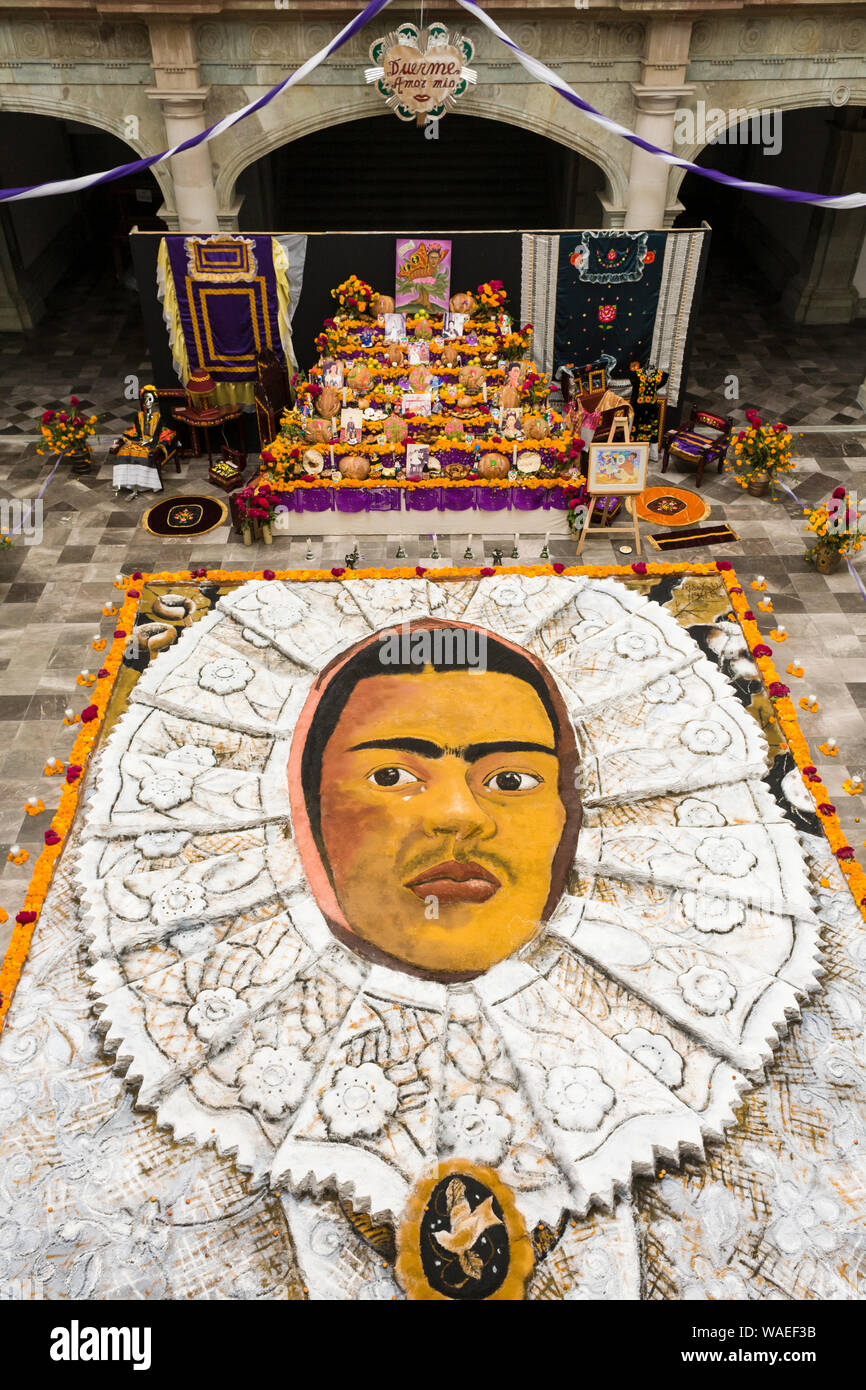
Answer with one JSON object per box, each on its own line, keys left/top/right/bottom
{"left": 586, "top": 442, "right": 649, "bottom": 495}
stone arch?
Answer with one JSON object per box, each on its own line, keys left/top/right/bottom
{"left": 215, "top": 86, "right": 629, "bottom": 216}
{"left": 0, "top": 91, "right": 174, "bottom": 209}
{"left": 667, "top": 84, "right": 866, "bottom": 203}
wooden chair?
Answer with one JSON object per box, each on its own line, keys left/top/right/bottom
{"left": 661, "top": 408, "right": 733, "bottom": 487}
{"left": 254, "top": 348, "right": 292, "bottom": 450}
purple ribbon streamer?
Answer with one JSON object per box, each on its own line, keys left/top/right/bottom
{"left": 778, "top": 477, "right": 866, "bottom": 605}
{"left": 11, "top": 453, "right": 63, "bottom": 535}
{"left": 1, "top": 0, "right": 863, "bottom": 209}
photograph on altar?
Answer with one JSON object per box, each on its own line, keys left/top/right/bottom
{"left": 383, "top": 312, "right": 407, "bottom": 343}
{"left": 8, "top": 565, "right": 860, "bottom": 1307}
{"left": 396, "top": 237, "right": 452, "bottom": 314}
{"left": 339, "top": 408, "right": 363, "bottom": 445}
{"left": 587, "top": 442, "right": 649, "bottom": 493}
{"left": 443, "top": 312, "right": 466, "bottom": 339}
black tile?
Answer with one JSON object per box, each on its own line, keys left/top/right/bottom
{"left": 5, "top": 581, "right": 46, "bottom": 602}
{"left": 0, "top": 695, "right": 31, "bottom": 720}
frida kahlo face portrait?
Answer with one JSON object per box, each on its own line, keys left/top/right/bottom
{"left": 288, "top": 621, "right": 581, "bottom": 982}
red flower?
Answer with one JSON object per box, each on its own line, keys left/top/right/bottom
{"left": 331, "top": 567, "right": 345, "bottom": 577}
{"left": 737, "top": 431, "right": 746, "bottom": 441}
{"left": 818, "top": 803, "right": 836, "bottom": 815}
{"left": 480, "top": 567, "right": 495, "bottom": 577}
{"left": 415, "top": 566, "right": 428, "bottom": 577}
{"left": 191, "top": 568, "right": 207, "bottom": 579}
{"left": 127, "top": 588, "right": 140, "bottom": 598}
{"left": 729, "top": 587, "right": 744, "bottom": 595}
{"left": 832, "top": 486, "right": 847, "bottom": 499}
{"left": 643, "top": 250, "right": 656, "bottom": 265}
{"left": 97, "top": 668, "right": 108, "bottom": 679}
{"left": 66, "top": 765, "right": 82, "bottom": 784}
{"left": 803, "top": 765, "right": 817, "bottom": 776}
{"left": 552, "top": 563, "right": 566, "bottom": 574}
{"left": 16, "top": 911, "right": 37, "bottom": 925}
{"left": 262, "top": 569, "right": 276, "bottom": 581}
{"left": 836, "top": 847, "right": 855, "bottom": 861}
{"left": 132, "top": 571, "right": 142, "bottom": 580}
{"left": 743, "top": 610, "right": 755, "bottom": 621}
{"left": 114, "top": 629, "right": 126, "bottom": 639}
{"left": 773, "top": 423, "right": 786, "bottom": 433}
{"left": 606, "top": 249, "right": 617, "bottom": 261}
{"left": 597, "top": 304, "right": 617, "bottom": 325}
{"left": 71, "top": 416, "right": 83, "bottom": 427}
{"left": 631, "top": 562, "right": 647, "bottom": 575}
{"left": 715, "top": 560, "right": 732, "bottom": 571}
{"left": 767, "top": 681, "right": 789, "bottom": 698}
{"left": 81, "top": 705, "right": 98, "bottom": 723}
{"left": 57, "top": 412, "right": 68, "bottom": 423}
{"left": 41, "top": 410, "right": 55, "bottom": 423}
{"left": 261, "top": 450, "right": 276, "bottom": 465}
{"left": 44, "top": 829, "right": 61, "bottom": 846}
{"left": 753, "top": 643, "right": 772, "bottom": 658}
{"left": 70, "top": 396, "right": 80, "bottom": 406}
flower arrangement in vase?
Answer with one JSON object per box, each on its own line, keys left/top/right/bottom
{"left": 804, "top": 486, "right": 863, "bottom": 573}
{"left": 235, "top": 480, "right": 279, "bottom": 543}
{"left": 725, "top": 409, "right": 795, "bottom": 496}
{"left": 330, "top": 275, "right": 373, "bottom": 317}
{"left": 38, "top": 398, "right": 105, "bottom": 472}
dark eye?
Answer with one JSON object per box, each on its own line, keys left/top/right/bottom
{"left": 368, "top": 767, "right": 419, "bottom": 788}
{"left": 484, "top": 771, "right": 543, "bottom": 792}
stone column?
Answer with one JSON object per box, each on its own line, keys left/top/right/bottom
{"left": 146, "top": 19, "right": 219, "bottom": 233}
{"left": 624, "top": 18, "right": 694, "bottom": 229}
{"left": 781, "top": 109, "right": 866, "bottom": 325}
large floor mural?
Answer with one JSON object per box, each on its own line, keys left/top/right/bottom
{"left": 1, "top": 567, "right": 863, "bottom": 1301}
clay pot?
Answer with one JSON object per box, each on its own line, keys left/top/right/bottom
{"left": 316, "top": 386, "right": 341, "bottom": 420}
{"left": 500, "top": 385, "right": 521, "bottom": 410}
{"left": 305, "top": 418, "right": 332, "bottom": 444}
{"left": 747, "top": 471, "right": 770, "bottom": 497}
{"left": 523, "top": 414, "right": 547, "bottom": 440}
{"left": 478, "top": 452, "right": 510, "bottom": 480}
{"left": 811, "top": 542, "right": 841, "bottom": 574}
{"left": 441, "top": 344, "right": 460, "bottom": 366}
{"left": 372, "top": 293, "right": 395, "bottom": 316}
{"left": 450, "top": 292, "right": 477, "bottom": 317}
{"left": 385, "top": 343, "right": 404, "bottom": 367}
{"left": 339, "top": 454, "right": 370, "bottom": 481}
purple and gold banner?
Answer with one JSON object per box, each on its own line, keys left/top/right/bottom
{"left": 166, "top": 235, "right": 281, "bottom": 384}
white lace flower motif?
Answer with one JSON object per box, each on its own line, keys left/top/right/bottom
{"left": 680, "top": 720, "right": 732, "bottom": 756}
{"left": 319, "top": 1063, "right": 399, "bottom": 1139}
{"left": 134, "top": 830, "right": 192, "bottom": 859}
{"left": 678, "top": 966, "right": 736, "bottom": 1016}
{"left": 137, "top": 769, "right": 193, "bottom": 811}
{"left": 695, "top": 835, "right": 757, "bottom": 878}
{"left": 766, "top": 1178, "right": 841, "bottom": 1259}
{"left": 645, "top": 675, "right": 683, "bottom": 704}
{"left": 256, "top": 585, "right": 307, "bottom": 626}
{"left": 614, "top": 629, "right": 659, "bottom": 661}
{"left": 440, "top": 1094, "right": 512, "bottom": 1165}
{"left": 545, "top": 1064, "right": 616, "bottom": 1132}
{"left": 614, "top": 1028, "right": 684, "bottom": 1088}
{"left": 237, "top": 1045, "right": 313, "bottom": 1120}
{"left": 187, "top": 986, "right": 246, "bottom": 1042}
{"left": 198, "top": 657, "right": 255, "bottom": 696}
{"left": 169, "top": 923, "right": 217, "bottom": 957}
{"left": 675, "top": 798, "right": 727, "bottom": 829}
{"left": 165, "top": 744, "right": 217, "bottom": 770}
{"left": 153, "top": 880, "right": 208, "bottom": 924}
{"left": 489, "top": 575, "right": 546, "bottom": 607}
{"left": 680, "top": 890, "right": 745, "bottom": 934}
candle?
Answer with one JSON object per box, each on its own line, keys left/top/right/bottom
{"left": 544, "top": 531, "right": 550, "bottom": 547}
{"left": 46, "top": 758, "right": 57, "bottom": 770}
{"left": 115, "top": 574, "right": 124, "bottom": 584}
{"left": 756, "top": 574, "right": 765, "bottom": 584}
{"left": 64, "top": 708, "right": 74, "bottom": 719}
{"left": 10, "top": 845, "right": 20, "bottom": 857}
{"left": 329, "top": 445, "right": 335, "bottom": 468}
{"left": 80, "top": 670, "right": 89, "bottom": 679}
{"left": 828, "top": 738, "right": 837, "bottom": 750}
{"left": 306, "top": 537, "right": 312, "bottom": 548}
{"left": 467, "top": 534, "right": 473, "bottom": 548}
{"left": 777, "top": 625, "right": 787, "bottom": 635}
{"left": 432, "top": 534, "right": 438, "bottom": 550}
{"left": 512, "top": 444, "right": 517, "bottom": 467}
{"left": 514, "top": 533, "right": 519, "bottom": 548}
{"left": 27, "top": 797, "right": 38, "bottom": 808}
{"left": 482, "top": 382, "right": 487, "bottom": 402}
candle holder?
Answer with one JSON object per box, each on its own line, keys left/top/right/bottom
{"left": 539, "top": 542, "right": 550, "bottom": 561}
{"left": 491, "top": 547, "right": 503, "bottom": 567}
{"left": 463, "top": 545, "right": 474, "bottom": 562}
{"left": 395, "top": 542, "right": 407, "bottom": 560}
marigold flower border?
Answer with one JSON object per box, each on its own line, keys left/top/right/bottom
{"left": 1, "top": 558, "right": 862, "bottom": 1035}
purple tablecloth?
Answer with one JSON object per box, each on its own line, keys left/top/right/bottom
{"left": 274, "top": 483, "right": 584, "bottom": 515}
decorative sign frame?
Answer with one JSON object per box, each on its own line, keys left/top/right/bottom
{"left": 367, "top": 22, "right": 476, "bottom": 126}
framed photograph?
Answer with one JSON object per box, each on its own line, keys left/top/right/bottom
{"left": 407, "top": 341, "right": 430, "bottom": 366}
{"left": 339, "top": 408, "right": 363, "bottom": 446}
{"left": 405, "top": 444, "right": 429, "bottom": 478}
{"left": 395, "top": 237, "right": 452, "bottom": 314}
{"left": 443, "top": 312, "right": 465, "bottom": 340}
{"left": 383, "top": 313, "right": 407, "bottom": 343}
{"left": 587, "top": 442, "right": 649, "bottom": 495}
{"left": 401, "top": 392, "right": 432, "bottom": 417}
{"left": 321, "top": 359, "right": 344, "bottom": 389}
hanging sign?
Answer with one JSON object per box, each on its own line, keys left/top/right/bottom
{"left": 366, "top": 22, "right": 476, "bottom": 126}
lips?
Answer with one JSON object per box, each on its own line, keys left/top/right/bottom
{"left": 405, "top": 860, "right": 501, "bottom": 904}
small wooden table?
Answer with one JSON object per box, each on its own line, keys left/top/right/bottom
{"left": 171, "top": 405, "right": 246, "bottom": 468}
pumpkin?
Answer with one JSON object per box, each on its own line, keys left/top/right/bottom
{"left": 458, "top": 364, "right": 485, "bottom": 392}
{"left": 499, "top": 384, "right": 521, "bottom": 410}
{"left": 441, "top": 343, "right": 460, "bottom": 366}
{"left": 302, "top": 448, "right": 325, "bottom": 474}
{"left": 304, "top": 418, "right": 332, "bottom": 444}
{"left": 478, "top": 452, "right": 510, "bottom": 479}
{"left": 523, "top": 414, "right": 548, "bottom": 440}
{"left": 450, "top": 292, "right": 477, "bottom": 317}
{"left": 346, "top": 364, "right": 372, "bottom": 393}
{"left": 414, "top": 320, "right": 433, "bottom": 341}
{"left": 385, "top": 343, "right": 404, "bottom": 367}
{"left": 383, "top": 415, "right": 408, "bottom": 444}
{"left": 316, "top": 386, "right": 341, "bottom": 420}
{"left": 372, "top": 293, "right": 395, "bottom": 316}
{"left": 339, "top": 454, "right": 370, "bottom": 481}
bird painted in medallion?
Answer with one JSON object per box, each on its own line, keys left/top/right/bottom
{"left": 433, "top": 1179, "right": 503, "bottom": 1280}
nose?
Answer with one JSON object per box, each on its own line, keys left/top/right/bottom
{"left": 420, "top": 761, "right": 496, "bottom": 842}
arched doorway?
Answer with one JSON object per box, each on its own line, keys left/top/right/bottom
{"left": 236, "top": 111, "right": 606, "bottom": 231}
{"left": 0, "top": 112, "right": 165, "bottom": 332}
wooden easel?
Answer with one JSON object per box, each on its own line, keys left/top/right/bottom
{"left": 576, "top": 415, "right": 643, "bottom": 555}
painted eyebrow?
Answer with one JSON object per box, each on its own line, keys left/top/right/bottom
{"left": 348, "top": 738, "right": 556, "bottom": 762}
